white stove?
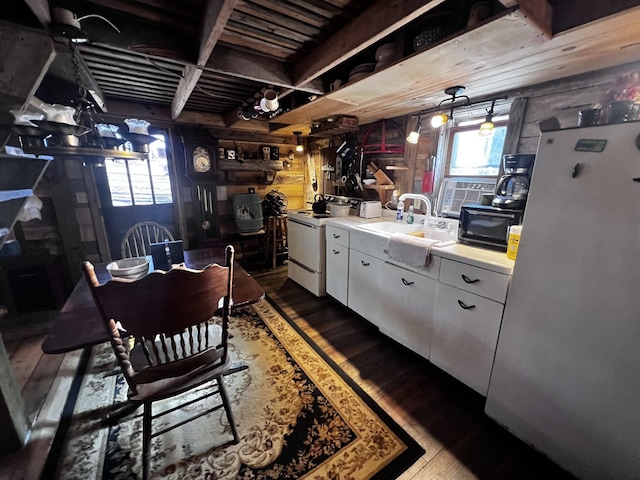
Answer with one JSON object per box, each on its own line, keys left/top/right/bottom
{"left": 287, "top": 196, "right": 359, "bottom": 296}
{"left": 287, "top": 209, "right": 331, "bottom": 227}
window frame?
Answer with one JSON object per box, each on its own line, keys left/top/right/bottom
{"left": 443, "top": 117, "right": 509, "bottom": 178}
{"left": 104, "top": 129, "right": 173, "bottom": 207}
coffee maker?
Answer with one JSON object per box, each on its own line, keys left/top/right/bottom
{"left": 492, "top": 154, "right": 536, "bottom": 210}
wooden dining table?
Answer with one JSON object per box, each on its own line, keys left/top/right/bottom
{"left": 41, "top": 247, "right": 265, "bottom": 355}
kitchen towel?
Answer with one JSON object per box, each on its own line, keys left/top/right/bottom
{"left": 388, "top": 233, "right": 440, "bottom": 267}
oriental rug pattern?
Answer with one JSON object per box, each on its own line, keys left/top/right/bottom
{"left": 49, "top": 298, "right": 423, "bottom": 479}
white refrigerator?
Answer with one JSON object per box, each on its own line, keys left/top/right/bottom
{"left": 485, "top": 122, "right": 640, "bottom": 480}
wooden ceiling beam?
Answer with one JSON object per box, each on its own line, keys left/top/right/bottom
{"left": 292, "top": 0, "right": 447, "bottom": 86}
{"left": 171, "top": 0, "right": 237, "bottom": 120}
{"left": 204, "top": 45, "right": 323, "bottom": 94}
{"left": 85, "top": 0, "right": 194, "bottom": 34}
{"left": 23, "top": 0, "right": 50, "bottom": 26}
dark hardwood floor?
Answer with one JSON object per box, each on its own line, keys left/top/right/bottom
{"left": 0, "top": 264, "right": 577, "bottom": 479}
{"left": 250, "top": 265, "right": 576, "bottom": 480}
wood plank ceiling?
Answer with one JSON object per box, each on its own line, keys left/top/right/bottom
{"left": 6, "top": 0, "right": 640, "bottom": 137}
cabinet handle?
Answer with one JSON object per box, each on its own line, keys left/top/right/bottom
{"left": 457, "top": 299, "right": 476, "bottom": 310}
{"left": 332, "top": 249, "right": 340, "bottom": 255}
{"left": 571, "top": 163, "right": 581, "bottom": 178}
{"left": 401, "top": 278, "right": 414, "bottom": 286}
{"left": 461, "top": 274, "right": 480, "bottom": 284}
{"left": 333, "top": 233, "right": 341, "bottom": 238}
{"left": 361, "top": 260, "right": 370, "bottom": 267}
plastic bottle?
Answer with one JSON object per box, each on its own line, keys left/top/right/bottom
{"left": 506, "top": 225, "right": 522, "bottom": 260}
{"left": 396, "top": 200, "right": 404, "bottom": 222}
{"left": 406, "top": 205, "right": 414, "bottom": 224}
{"left": 164, "top": 238, "right": 173, "bottom": 269}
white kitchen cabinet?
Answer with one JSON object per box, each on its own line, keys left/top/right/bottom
{"left": 348, "top": 249, "right": 384, "bottom": 327}
{"left": 325, "top": 225, "right": 349, "bottom": 305}
{"left": 380, "top": 262, "right": 437, "bottom": 360}
{"left": 431, "top": 259, "right": 510, "bottom": 395}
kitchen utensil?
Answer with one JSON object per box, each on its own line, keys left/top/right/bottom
{"left": 606, "top": 100, "right": 640, "bottom": 123}
{"left": 328, "top": 203, "right": 350, "bottom": 217}
{"left": 312, "top": 194, "right": 327, "bottom": 214}
{"left": 578, "top": 108, "right": 600, "bottom": 127}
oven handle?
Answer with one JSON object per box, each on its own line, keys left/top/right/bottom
{"left": 288, "top": 257, "right": 316, "bottom": 273}
{"left": 288, "top": 219, "right": 319, "bottom": 229}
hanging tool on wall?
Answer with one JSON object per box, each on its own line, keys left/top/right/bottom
{"left": 307, "top": 152, "right": 318, "bottom": 191}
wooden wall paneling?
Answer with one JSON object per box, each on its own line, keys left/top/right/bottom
{"left": 215, "top": 139, "right": 304, "bottom": 239}
{"left": 515, "top": 61, "right": 640, "bottom": 153}
{"left": 502, "top": 97, "right": 528, "bottom": 157}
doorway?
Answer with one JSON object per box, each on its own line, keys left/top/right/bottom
{"left": 95, "top": 130, "right": 179, "bottom": 259}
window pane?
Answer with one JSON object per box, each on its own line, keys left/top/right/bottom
{"left": 105, "top": 159, "right": 132, "bottom": 206}
{"left": 450, "top": 126, "right": 507, "bottom": 176}
{"left": 127, "top": 159, "right": 153, "bottom": 205}
{"left": 148, "top": 136, "right": 173, "bottom": 204}
{"left": 104, "top": 132, "right": 173, "bottom": 207}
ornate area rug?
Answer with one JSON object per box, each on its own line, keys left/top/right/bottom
{"left": 46, "top": 298, "right": 424, "bottom": 479}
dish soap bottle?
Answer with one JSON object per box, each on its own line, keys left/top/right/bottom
{"left": 396, "top": 200, "right": 404, "bottom": 222}
{"left": 406, "top": 205, "right": 414, "bottom": 224}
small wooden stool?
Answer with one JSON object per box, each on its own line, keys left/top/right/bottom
{"left": 265, "top": 215, "right": 288, "bottom": 269}
{"left": 237, "top": 229, "right": 266, "bottom": 268}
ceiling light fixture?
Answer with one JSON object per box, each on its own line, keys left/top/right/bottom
{"left": 479, "top": 98, "right": 497, "bottom": 136}
{"left": 293, "top": 131, "right": 304, "bottom": 152}
{"left": 430, "top": 86, "right": 470, "bottom": 128}
{"left": 50, "top": 7, "right": 120, "bottom": 43}
{"left": 406, "top": 117, "right": 422, "bottom": 144}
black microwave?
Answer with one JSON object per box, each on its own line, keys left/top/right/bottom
{"left": 458, "top": 204, "right": 524, "bottom": 251}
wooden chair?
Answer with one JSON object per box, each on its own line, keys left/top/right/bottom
{"left": 120, "top": 221, "right": 174, "bottom": 258}
{"left": 82, "top": 245, "right": 239, "bottom": 480}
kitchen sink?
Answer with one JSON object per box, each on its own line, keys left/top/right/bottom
{"left": 356, "top": 221, "right": 455, "bottom": 242}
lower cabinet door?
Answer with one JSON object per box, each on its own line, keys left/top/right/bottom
{"left": 326, "top": 242, "right": 349, "bottom": 305}
{"left": 380, "top": 262, "right": 436, "bottom": 360}
{"left": 348, "top": 250, "right": 383, "bottom": 327}
{"left": 431, "top": 282, "right": 504, "bottom": 395}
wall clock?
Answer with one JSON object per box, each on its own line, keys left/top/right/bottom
{"left": 192, "top": 146, "right": 212, "bottom": 173}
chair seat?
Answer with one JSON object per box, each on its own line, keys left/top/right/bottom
{"left": 129, "top": 355, "right": 231, "bottom": 404}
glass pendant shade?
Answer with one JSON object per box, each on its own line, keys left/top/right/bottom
{"left": 431, "top": 113, "right": 448, "bottom": 128}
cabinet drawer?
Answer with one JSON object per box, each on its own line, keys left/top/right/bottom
{"left": 326, "top": 225, "right": 349, "bottom": 247}
{"left": 348, "top": 250, "right": 384, "bottom": 327}
{"left": 439, "top": 258, "right": 510, "bottom": 303}
{"left": 349, "top": 230, "right": 388, "bottom": 261}
{"left": 431, "top": 283, "right": 504, "bottom": 395}
{"left": 326, "top": 243, "right": 349, "bottom": 305}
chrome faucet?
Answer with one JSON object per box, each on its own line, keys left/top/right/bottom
{"left": 398, "top": 193, "right": 432, "bottom": 222}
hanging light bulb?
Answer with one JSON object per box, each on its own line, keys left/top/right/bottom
{"left": 478, "top": 98, "right": 497, "bottom": 136}
{"left": 430, "top": 112, "right": 449, "bottom": 128}
{"left": 479, "top": 119, "right": 494, "bottom": 136}
{"left": 406, "top": 117, "right": 422, "bottom": 144}
{"left": 294, "top": 131, "right": 304, "bottom": 152}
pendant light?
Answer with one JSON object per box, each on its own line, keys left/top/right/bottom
{"left": 479, "top": 98, "right": 497, "bottom": 136}
{"left": 294, "top": 131, "right": 304, "bottom": 152}
{"left": 430, "top": 86, "right": 469, "bottom": 128}
{"left": 406, "top": 117, "right": 422, "bottom": 144}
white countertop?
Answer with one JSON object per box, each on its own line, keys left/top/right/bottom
{"left": 326, "top": 214, "right": 514, "bottom": 275}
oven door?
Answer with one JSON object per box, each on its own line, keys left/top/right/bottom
{"left": 287, "top": 219, "right": 325, "bottom": 273}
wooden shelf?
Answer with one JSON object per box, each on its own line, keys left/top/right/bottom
{"left": 386, "top": 165, "right": 409, "bottom": 171}
{"left": 364, "top": 184, "right": 396, "bottom": 204}
{"left": 270, "top": 6, "right": 640, "bottom": 133}
{"left": 23, "top": 147, "right": 147, "bottom": 160}
{"left": 0, "top": 154, "right": 52, "bottom": 247}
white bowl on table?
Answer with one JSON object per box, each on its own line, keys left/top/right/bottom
{"left": 106, "top": 257, "right": 150, "bottom": 280}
